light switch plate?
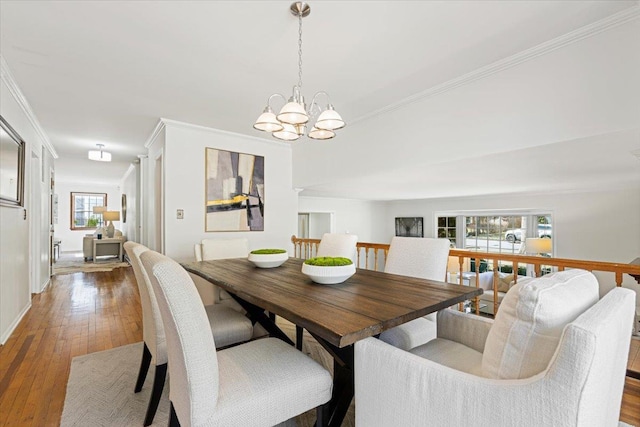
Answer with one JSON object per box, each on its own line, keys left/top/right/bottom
{"left": 177, "top": 209, "right": 184, "bottom": 219}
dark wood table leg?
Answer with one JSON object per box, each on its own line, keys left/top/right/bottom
{"left": 296, "top": 325, "right": 304, "bottom": 350}
{"left": 227, "top": 293, "right": 294, "bottom": 346}
{"left": 309, "top": 331, "right": 354, "bottom": 427}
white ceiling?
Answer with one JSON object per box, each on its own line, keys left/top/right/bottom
{"left": 1, "top": 1, "right": 639, "bottom": 198}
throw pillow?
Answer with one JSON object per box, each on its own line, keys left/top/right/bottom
{"left": 496, "top": 273, "right": 513, "bottom": 293}
{"left": 481, "top": 269, "right": 599, "bottom": 379}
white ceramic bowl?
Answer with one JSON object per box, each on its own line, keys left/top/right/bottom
{"left": 248, "top": 251, "right": 288, "bottom": 268}
{"left": 301, "top": 263, "right": 356, "bottom": 285}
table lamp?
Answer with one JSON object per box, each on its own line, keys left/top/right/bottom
{"left": 525, "top": 237, "right": 552, "bottom": 256}
{"left": 103, "top": 211, "right": 120, "bottom": 238}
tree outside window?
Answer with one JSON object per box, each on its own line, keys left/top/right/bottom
{"left": 70, "top": 192, "right": 107, "bottom": 230}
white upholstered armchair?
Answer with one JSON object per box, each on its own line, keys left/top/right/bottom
{"left": 355, "top": 270, "right": 634, "bottom": 427}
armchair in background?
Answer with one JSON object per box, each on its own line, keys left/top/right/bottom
{"left": 468, "top": 271, "right": 528, "bottom": 315}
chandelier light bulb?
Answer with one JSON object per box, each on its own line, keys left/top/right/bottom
{"left": 314, "top": 104, "right": 345, "bottom": 131}
{"left": 308, "top": 127, "right": 335, "bottom": 140}
{"left": 277, "top": 101, "right": 309, "bottom": 125}
{"left": 253, "top": 107, "right": 284, "bottom": 132}
{"left": 272, "top": 123, "right": 301, "bottom": 141}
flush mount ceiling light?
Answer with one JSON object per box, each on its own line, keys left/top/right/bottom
{"left": 253, "top": 2, "right": 345, "bottom": 142}
{"left": 88, "top": 143, "right": 112, "bottom": 162}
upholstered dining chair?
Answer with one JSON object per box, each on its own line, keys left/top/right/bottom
{"left": 124, "top": 242, "right": 254, "bottom": 426}
{"left": 140, "top": 250, "right": 333, "bottom": 427}
{"left": 193, "top": 238, "right": 249, "bottom": 309}
{"left": 315, "top": 233, "right": 359, "bottom": 262}
{"left": 296, "top": 233, "right": 359, "bottom": 349}
{"left": 356, "top": 270, "right": 634, "bottom": 427}
{"left": 378, "top": 236, "right": 451, "bottom": 351}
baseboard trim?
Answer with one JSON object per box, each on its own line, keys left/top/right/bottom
{"left": 0, "top": 302, "right": 32, "bottom": 345}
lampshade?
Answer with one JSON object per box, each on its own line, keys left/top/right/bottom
{"left": 314, "top": 105, "right": 345, "bottom": 130}
{"left": 525, "top": 238, "right": 552, "bottom": 254}
{"left": 253, "top": 109, "right": 284, "bottom": 132}
{"left": 88, "top": 144, "right": 112, "bottom": 162}
{"left": 308, "top": 127, "right": 335, "bottom": 140}
{"left": 103, "top": 211, "right": 120, "bottom": 222}
{"left": 272, "top": 123, "right": 301, "bottom": 141}
{"left": 277, "top": 101, "right": 309, "bottom": 125}
{"left": 92, "top": 206, "right": 107, "bottom": 214}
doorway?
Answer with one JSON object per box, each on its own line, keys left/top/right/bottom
{"left": 29, "top": 151, "right": 41, "bottom": 293}
{"left": 154, "top": 153, "right": 163, "bottom": 253}
{"left": 298, "top": 212, "right": 334, "bottom": 238}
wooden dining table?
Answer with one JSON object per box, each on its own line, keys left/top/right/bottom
{"left": 182, "top": 257, "right": 482, "bottom": 427}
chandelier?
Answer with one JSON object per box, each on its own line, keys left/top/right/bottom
{"left": 253, "top": 2, "right": 345, "bottom": 141}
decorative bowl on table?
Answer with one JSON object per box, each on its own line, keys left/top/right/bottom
{"left": 248, "top": 249, "right": 289, "bottom": 268}
{"left": 301, "top": 257, "right": 356, "bottom": 285}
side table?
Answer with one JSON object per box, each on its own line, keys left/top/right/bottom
{"left": 92, "top": 238, "right": 124, "bottom": 263}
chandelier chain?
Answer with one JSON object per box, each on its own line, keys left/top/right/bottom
{"left": 297, "top": 11, "right": 303, "bottom": 91}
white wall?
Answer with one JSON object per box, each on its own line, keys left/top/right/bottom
{"left": 54, "top": 182, "right": 122, "bottom": 252}
{"left": 144, "top": 126, "right": 165, "bottom": 252}
{"left": 155, "top": 120, "right": 298, "bottom": 262}
{"left": 0, "top": 72, "right": 54, "bottom": 343}
{"left": 120, "top": 163, "right": 139, "bottom": 243}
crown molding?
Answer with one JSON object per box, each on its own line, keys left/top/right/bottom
{"left": 0, "top": 55, "right": 58, "bottom": 159}
{"left": 351, "top": 5, "right": 640, "bottom": 126}
{"left": 144, "top": 119, "right": 166, "bottom": 149}
{"left": 156, "top": 118, "right": 292, "bottom": 148}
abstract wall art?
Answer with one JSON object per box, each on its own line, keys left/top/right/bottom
{"left": 205, "top": 148, "right": 264, "bottom": 232}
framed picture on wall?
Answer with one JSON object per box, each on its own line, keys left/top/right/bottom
{"left": 0, "top": 115, "right": 25, "bottom": 207}
{"left": 395, "top": 217, "right": 424, "bottom": 238}
{"left": 205, "top": 147, "right": 264, "bottom": 232}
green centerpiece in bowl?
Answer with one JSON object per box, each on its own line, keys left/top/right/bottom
{"left": 248, "top": 248, "right": 288, "bottom": 268}
{"left": 301, "top": 256, "right": 356, "bottom": 285}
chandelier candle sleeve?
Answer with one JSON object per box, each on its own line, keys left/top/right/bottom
{"left": 253, "top": 2, "right": 345, "bottom": 141}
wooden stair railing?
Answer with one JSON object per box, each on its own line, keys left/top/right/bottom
{"left": 291, "top": 235, "right": 640, "bottom": 316}
{"left": 630, "top": 257, "right": 640, "bottom": 285}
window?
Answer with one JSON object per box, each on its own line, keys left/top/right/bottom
{"left": 70, "top": 192, "right": 107, "bottom": 230}
{"left": 437, "top": 216, "right": 456, "bottom": 246}
{"left": 437, "top": 212, "right": 553, "bottom": 274}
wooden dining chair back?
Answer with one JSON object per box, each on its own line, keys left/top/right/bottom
{"left": 140, "top": 250, "right": 333, "bottom": 427}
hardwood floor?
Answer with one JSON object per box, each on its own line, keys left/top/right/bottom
{"left": 0, "top": 265, "right": 639, "bottom": 426}
{"left": 0, "top": 267, "right": 142, "bottom": 426}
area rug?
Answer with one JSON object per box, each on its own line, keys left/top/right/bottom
{"left": 61, "top": 322, "right": 355, "bottom": 426}
{"left": 53, "top": 252, "right": 130, "bottom": 275}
